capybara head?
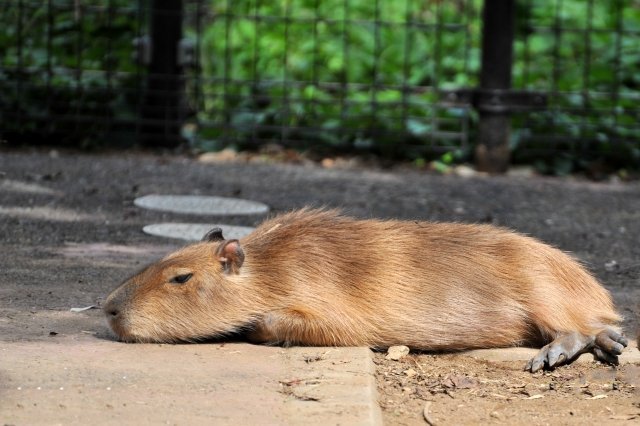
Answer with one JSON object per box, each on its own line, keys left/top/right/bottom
{"left": 103, "top": 229, "right": 257, "bottom": 343}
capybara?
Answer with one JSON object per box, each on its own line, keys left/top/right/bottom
{"left": 104, "top": 209, "right": 628, "bottom": 372}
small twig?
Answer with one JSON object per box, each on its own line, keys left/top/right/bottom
{"left": 423, "top": 401, "right": 436, "bottom": 426}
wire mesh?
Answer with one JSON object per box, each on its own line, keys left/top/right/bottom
{"left": 0, "top": 0, "right": 150, "bottom": 146}
{"left": 511, "top": 0, "right": 640, "bottom": 166}
{"left": 0, "top": 0, "right": 638, "bottom": 167}
{"left": 184, "top": 0, "right": 478, "bottom": 158}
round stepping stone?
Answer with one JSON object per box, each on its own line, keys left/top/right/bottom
{"left": 142, "top": 223, "right": 256, "bottom": 242}
{"left": 134, "top": 195, "right": 269, "bottom": 216}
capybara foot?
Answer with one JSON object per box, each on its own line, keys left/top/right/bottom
{"left": 526, "top": 332, "right": 593, "bottom": 373}
{"left": 525, "top": 329, "right": 628, "bottom": 373}
{"left": 592, "top": 328, "right": 627, "bottom": 364}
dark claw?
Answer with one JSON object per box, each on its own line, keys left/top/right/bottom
{"left": 531, "top": 358, "right": 544, "bottom": 373}
{"left": 595, "top": 329, "right": 628, "bottom": 356}
{"left": 593, "top": 347, "right": 619, "bottom": 365}
{"left": 526, "top": 345, "right": 549, "bottom": 373}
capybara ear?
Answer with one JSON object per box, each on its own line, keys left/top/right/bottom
{"left": 215, "top": 240, "right": 244, "bottom": 274}
{"left": 202, "top": 227, "right": 224, "bottom": 242}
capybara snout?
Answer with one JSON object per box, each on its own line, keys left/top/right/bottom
{"left": 105, "top": 238, "right": 254, "bottom": 343}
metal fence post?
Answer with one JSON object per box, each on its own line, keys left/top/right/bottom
{"left": 475, "top": 0, "right": 515, "bottom": 173}
{"left": 141, "top": 0, "right": 184, "bottom": 147}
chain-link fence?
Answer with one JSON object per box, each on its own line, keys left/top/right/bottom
{"left": 1, "top": 1, "right": 639, "bottom": 171}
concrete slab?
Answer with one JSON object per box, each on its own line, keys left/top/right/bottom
{"left": 142, "top": 223, "right": 256, "bottom": 241}
{"left": 0, "top": 337, "right": 382, "bottom": 426}
{"left": 134, "top": 195, "right": 269, "bottom": 216}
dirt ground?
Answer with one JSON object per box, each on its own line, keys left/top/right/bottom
{"left": 375, "top": 352, "right": 639, "bottom": 425}
{"left": 1, "top": 149, "right": 639, "bottom": 424}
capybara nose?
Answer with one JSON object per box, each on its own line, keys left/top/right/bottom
{"left": 103, "top": 296, "right": 122, "bottom": 319}
{"left": 104, "top": 285, "right": 131, "bottom": 320}
{"left": 106, "top": 306, "right": 119, "bottom": 318}
{"left": 104, "top": 301, "right": 119, "bottom": 318}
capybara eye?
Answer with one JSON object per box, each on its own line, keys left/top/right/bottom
{"left": 170, "top": 273, "right": 193, "bottom": 284}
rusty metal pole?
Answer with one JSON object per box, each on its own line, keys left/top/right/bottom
{"left": 141, "top": 0, "right": 184, "bottom": 147}
{"left": 475, "top": 0, "right": 515, "bottom": 173}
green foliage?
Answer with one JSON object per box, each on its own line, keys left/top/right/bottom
{"left": 511, "top": 1, "right": 640, "bottom": 172}
{"left": 192, "top": 0, "right": 639, "bottom": 170}
{"left": 193, "top": 0, "right": 480, "bottom": 158}
{"left": 0, "top": 0, "right": 141, "bottom": 145}
{"left": 1, "top": 0, "right": 639, "bottom": 170}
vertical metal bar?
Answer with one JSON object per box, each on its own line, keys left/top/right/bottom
{"left": 522, "top": 3, "right": 530, "bottom": 86}
{"left": 580, "top": 0, "right": 594, "bottom": 153}
{"left": 141, "top": 0, "right": 184, "bottom": 147}
{"left": 75, "top": 0, "right": 83, "bottom": 135}
{"left": 612, "top": 0, "right": 623, "bottom": 131}
{"left": 461, "top": 0, "right": 475, "bottom": 149}
{"left": 430, "top": 0, "right": 442, "bottom": 148}
{"left": 17, "top": 0, "right": 23, "bottom": 129}
{"left": 223, "top": 0, "right": 231, "bottom": 143}
{"left": 551, "top": 0, "right": 562, "bottom": 100}
{"left": 550, "top": 0, "right": 562, "bottom": 154}
{"left": 134, "top": 0, "right": 144, "bottom": 142}
{"left": 475, "top": 0, "right": 515, "bottom": 173}
{"left": 401, "top": 0, "right": 412, "bottom": 140}
{"left": 370, "top": 0, "right": 380, "bottom": 132}
{"left": 281, "top": 0, "right": 291, "bottom": 145}
{"left": 340, "top": 0, "right": 350, "bottom": 137}
{"left": 250, "top": 0, "right": 261, "bottom": 145}
{"left": 195, "top": 0, "right": 202, "bottom": 142}
{"left": 311, "top": 0, "right": 320, "bottom": 122}
{"left": 106, "top": 0, "right": 114, "bottom": 130}
{"left": 46, "top": 0, "right": 53, "bottom": 125}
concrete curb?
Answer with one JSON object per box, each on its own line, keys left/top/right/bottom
{"left": 283, "top": 347, "right": 383, "bottom": 425}
{"left": 0, "top": 337, "right": 382, "bottom": 426}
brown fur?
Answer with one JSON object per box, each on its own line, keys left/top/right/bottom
{"left": 104, "top": 209, "right": 621, "bottom": 351}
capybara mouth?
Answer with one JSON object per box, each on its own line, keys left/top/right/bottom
{"left": 106, "top": 318, "right": 133, "bottom": 342}
{"left": 106, "top": 316, "right": 186, "bottom": 343}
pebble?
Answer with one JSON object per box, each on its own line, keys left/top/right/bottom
{"left": 453, "top": 165, "right": 477, "bottom": 178}
{"left": 198, "top": 149, "right": 239, "bottom": 163}
{"left": 604, "top": 260, "right": 618, "bottom": 272}
{"left": 386, "top": 345, "right": 410, "bottom": 361}
{"left": 404, "top": 368, "right": 418, "bottom": 377}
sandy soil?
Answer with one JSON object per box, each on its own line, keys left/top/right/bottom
{"left": 375, "top": 352, "right": 639, "bottom": 425}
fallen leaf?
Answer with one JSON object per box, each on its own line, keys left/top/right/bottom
{"left": 279, "top": 379, "right": 303, "bottom": 387}
{"left": 443, "top": 374, "right": 477, "bottom": 389}
{"left": 526, "top": 394, "right": 544, "bottom": 400}
{"left": 609, "top": 414, "right": 639, "bottom": 420}
{"left": 588, "top": 394, "right": 608, "bottom": 400}
{"left": 70, "top": 305, "right": 97, "bottom": 313}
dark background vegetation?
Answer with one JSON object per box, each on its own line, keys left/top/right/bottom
{"left": 1, "top": 0, "right": 639, "bottom": 175}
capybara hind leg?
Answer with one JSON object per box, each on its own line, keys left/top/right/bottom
{"left": 525, "top": 328, "right": 628, "bottom": 373}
